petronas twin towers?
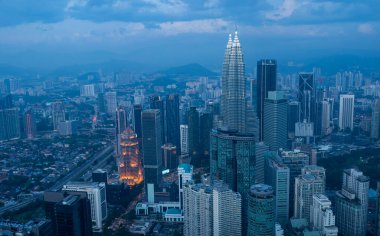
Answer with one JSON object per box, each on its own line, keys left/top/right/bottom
{"left": 221, "top": 31, "right": 247, "bottom": 133}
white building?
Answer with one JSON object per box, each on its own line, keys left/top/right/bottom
{"left": 339, "top": 94, "right": 354, "bottom": 131}
{"left": 310, "top": 194, "right": 338, "bottom": 236}
{"left": 80, "top": 84, "right": 96, "bottom": 97}
{"left": 105, "top": 91, "right": 117, "bottom": 115}
{"left": 321, "top": 100, "right": 331, "bottom": 135}
{"left": 62, "top": 182, "right": 107, "bottom": 232}
{"left": 180, "top": 124, "right": 189, "bottom": 155}
{"left": 58, "top": 120, "right": 78, "bottom": 136}
{"left": 178, "top": 163, "right": 193, "bottom": 210}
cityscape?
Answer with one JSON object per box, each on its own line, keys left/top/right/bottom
{"left": 1, "top": 1, "right": 380, "bottom": 236}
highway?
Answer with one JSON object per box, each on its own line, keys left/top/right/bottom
{"left": 0, "top": 145, "right": 114, "bottom": 216}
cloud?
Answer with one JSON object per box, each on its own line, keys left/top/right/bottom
{"left": 65, "top": 0, "right": 89, "bottom": 12}
{"left": 265, "top": 0, "right": 300, "bottom": 21}
{"left": 158, "top": 18, "right": 230, "bottom": 35}
{"left": 140, "top": 0, "right": 188, "bottom": 15}
{"left": 204, "top": 0, "right": 220, "bottom": 8}
{"left": 358, "top": 23, "right": 374, "bottom": 34}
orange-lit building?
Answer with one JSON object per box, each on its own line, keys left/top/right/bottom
{"left": 118, "top": 127, "right": 143, "bottom": 186}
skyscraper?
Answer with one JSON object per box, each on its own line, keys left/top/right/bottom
{"left": 180, "top": 124, "right": 189, "bottom": 155}
{"left": 221, "top": 32, "right": 246, "bottom": 133}
{"left": 188, "top": 107, "right": 200, "bottom": 166}
{"left": 294, "top": 167, "right": 325, "bottom": 220}
{"left": 287, "top": 101, "right": 300, "bottom": 138}
{"left": 371, "top": 99, "right": 380, "bottom": 139}
{"left": 248, "top": 184, "right": 275, "bottom": 236}
{"left": 51, "top": 101, "right": 65, "bottom": 131}
{"left": 338, "top": 94, "right": 355, "bottom": 131}
{"left": 310, "top": 194, "right": 338, "bottom": 236}
{"left": 265, "top": 152, "right": 290, "bottom": 226}
{"left": 105, "top": 92, "right": 117, "bottom": 115}
{"left": 62, "top": 182, "right": 107, "bottom": 233}
{"left": 335, "top": 169, "right": 369, "bottom": 236}
{"left": 118, "top": 128, "right": 143, "bottom": 186}
{"left": 161, "top": 143, "right": 177, "bottom": 170}
{"left": 115, "top": 107, "right": 127, "bottom": 135}
{"left": 199, "top": 112, "right": 213, "bottom": 160}
{"left": 24, "top": 108, "right": 36, "bottom": 139}
{"left": 142, "top": 109, "right": 163, "bottom": 193}
{"left": 255, "top": 142, "right": 269, "bottom": 184}
{"left": 150, "top": 95, "right": 166, "bottom": 143}
{"left": 166, "top": 94, "right": 181, "bottom": 153}
{"left": 0, "top": 107, "right": 20, "bottom": 141}
{"left": 257, "top": 59, "right": 277, "bottom": 141}
{"left": 178, "top": 164, "right": 193, "bottom": 210}
{"left": 298, "top": 73, "right": 315, "bottom": 123}
{"left": 263, "top": 91, "right": 288, "bottom": 151}
{"left": 132, "top": 104, "right": 142, "bottom": 139}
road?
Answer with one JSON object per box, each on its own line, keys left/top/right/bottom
{"left": 0, "top": 145, "right": 114, "bottom": 216}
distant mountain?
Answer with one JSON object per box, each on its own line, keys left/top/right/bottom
{"left": 157, "top": 63, "right": 218, "bottom": 77}
{"left": 0, "top": 64, "right": 36, "bottom": 76}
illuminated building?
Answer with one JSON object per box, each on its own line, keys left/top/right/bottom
{"left": 118, "top": 128, "right": 143, "bottom": 186}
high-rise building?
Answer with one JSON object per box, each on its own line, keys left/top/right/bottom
{"left": 257, "top": 59, "right": 277, "bottom": 141}
{"left": 166, "top": 94, "right": 181, "bottom": 153}
{"left": 213, "top": 182, "right": 242, "bottom": 236}
{"left": 178, "top": 164, "right": 193, "bottom": 210}
{"left": 62, "top": 182, "right": 107, "bottom": 233}
{"left": 265, "top": 152, "right": 290, "bottom": 226}
{"left": 142, "top": 109, "right": 163, "bottom": 193}
{"left": 188, "top": 107, "right": 200, "bottom": 166}
{"left": 58, "top": 120, "right": 78, "bottom": 136}
{"left": 294, "top": 167, "right": 325, "bottom": 220}
{"left": 248, "top": 184, "right": 275, "bottom": 236}
{"left": 221, "top": 32, "right": 246, "bottom": 133}
{"left": 44, "top": 191, "right": 93, "bottom": 236}
{"left": 105, "top": 92, "right": 117, "bottom": 115}
{"left": 279, "top": 150, "right": 310, "bottom": 216}
{"left": 287, "top": 101, "right": 300, "bottom": 138}
{"left": 255, "top": 142, "right": 269, "bottom": 184}
{"left": 263, "top": 91, "right": 288, "bottom": 151}
{"left": 338, "top": 94, "right": 354, "bottom": 131}
{"left": 371, "top": 99, "right": 380, "bottom": 139}
{"left": 298, "top": 73, "right": 315, "bottom": 123}
{"left": 335, "top": 169, "right": 369, "bottom": 236}
{"left": 24, "top": 109, "right": 36, "bottom": 139}
{"left": 132, "top": 104, "right": 142, "bottom": 139}
{"left": 161, "top": 143, "right": 178, "bottom": 170}
{"left": 97, "top": 93, "right": 106, "bottom": 113}
{"left": 310, "top": 194, "right": 338, "bottom": 236}
{"left": 183, "top": 183, "right": 213, "bottom": 236}
{"left": 320, "top": 100, "right": 331, "bottom": 136}
{"left": 150, "top": 95, "right": 166, "bottom": 143}
{"left": 80, "top": 84, "right": 97, "bottom": 97}
{"left": 51, "top": 101, "right": 65, "bottom": 131}
{"left": 210, "top": 129, "right": 256, "bottom": 228}
{"left": 180, "top": 124, "right": 189, "bottom": 155}
{"left": 199, "top": 112, "right": 213, "bottom": 160}
{"left": 0, "top": 107, "right": 20, "bottom": 141}
{"left": 118, "top": 128, "right": 143, "bottom": 186}
{"left": 92, "top": 169, "right": 108, "bottom": 184}
{"left": 116, "top": 107, "right": 127, "bottom": 135}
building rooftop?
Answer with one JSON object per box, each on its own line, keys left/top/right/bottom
{"left": 178, "top": 163, "right": 192, "bottom": 173}
{"left": 250, "top": 184, "right": 274, "bottom": 198}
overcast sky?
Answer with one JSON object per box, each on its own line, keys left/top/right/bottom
{"left": 0, "top": 0, "right": 379, "bottom": 71}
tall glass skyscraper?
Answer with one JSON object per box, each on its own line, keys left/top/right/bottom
{"left": 221, "top": 32, "right": 246, "bottom": 133}
{"left": 298, "top": 73, "right": 315, "bottom": 123}
{"left": 166, "top": 94, "right": 181, "bottom": 153}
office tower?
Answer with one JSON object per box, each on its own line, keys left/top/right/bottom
{"left": 371, "top": 99, "right": 380, "bottom": 139}
{"left": 24, "top": 109, "right": 36, "bottom": 139}
{"left": 255, "top": 142, "right": 269, "bottom": 183}
{"left": 58, "top": 120, "right": 78, "bottom": 136}
{"left": 213, "top": 182, "right": 242, "bottom": 236}
{"left": 115, "top": 107, "right": 127, "bottom": 135}
{"left": 248, "top": 184, "right": 275, "bottom": 236}
{"left": 298, "top": 72, "right": 315, "bottom": 123}
{"left": 376, "top": 182, "right": 380, "bottom": 236}
{"left": 265, "top": 152, "right": 290, "bottom": 226}
{"left": 279, "top": 150, "right": 309, "bottom": 216}
{"left": 97, "top": 92, "right": 106, "bottom": 113}
{"left": 105, "top": 92, "right": 117, "bottom": 115}
{"left": 310, "top": 194, "right": 338, "bottom": 236}
{"left": 335, "top": 169, "right": 369, "bottom": 236}
{"left": 0, "top": 94, "right": 13, "bottom": 109}
{"left": 199, "top": 112, "right": 213, "bottom": 159}
{"left": 51, "top": 101, "right": 65, "bottom": 130}
{"left": 0, "top": 107, "right": 20, "bottom": 141}
{"left": 188, "top": 107, "right": 200, "bottom": 166}
{"left": 338, "top": 94, "right": 354, "bottom": 131}
{"left": 180, "top": 124, "right": 189, "bottom": 154}
{"left": 44, "top": 191, "right": 93, "bottom": 236}
{"left": 210, "top": 129, "right": 256, "bottom": 228}
{"left": 221, "top": 32, "right": 246, "bottom": 133}
{"left": 294, "top": 167, "right": 325, "bottom": 220}
{"left": 251, "top": 79, "right": 257, "bottom": 108}
{"left": 92, "top": 169, "right": 108, "bottom": 184}
{"left": 3, "top": 78, "right": 11, "bottom": 94}
{"left": 287, "top": 101, "right": 300, "bottom": 138}
{"left": 166, "top": 94, "right": 181, "bottom": 153}
{"left": 80, "top": 84, "right": 96, "bottom": 97}
{"left": 246, "top": 105, "right": 260, "bottom": 137}
{"left": 62, "top": 182, "right": 107, "bottom": 232}
{"left": 161, "top": 143, "right": 177, "bottom": 170}
{"left": 257, "top": 59, "right": 277, "bottom": 141}
{"left": 118, "top": 128, "right": 143, "bottom": 186}
{"left": 263, "top": 91, "right": 288, "bottom": 151}
{"left": 178, "top": 164, "right": 193, "bottom": 210}
{"left": 183, "top": 183, "right": 213, "bottom": 236}
{"left": 142, "top": 109, "right": 163, "bottom": 193}
{"left": 320, "top": 100, "right": 331, "bottom": 136}
{"left": 150, "top": 95, "right": 165, "bottom": 143}
{"left": 132, "top": 104, "right": 142, "bottom": 139}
